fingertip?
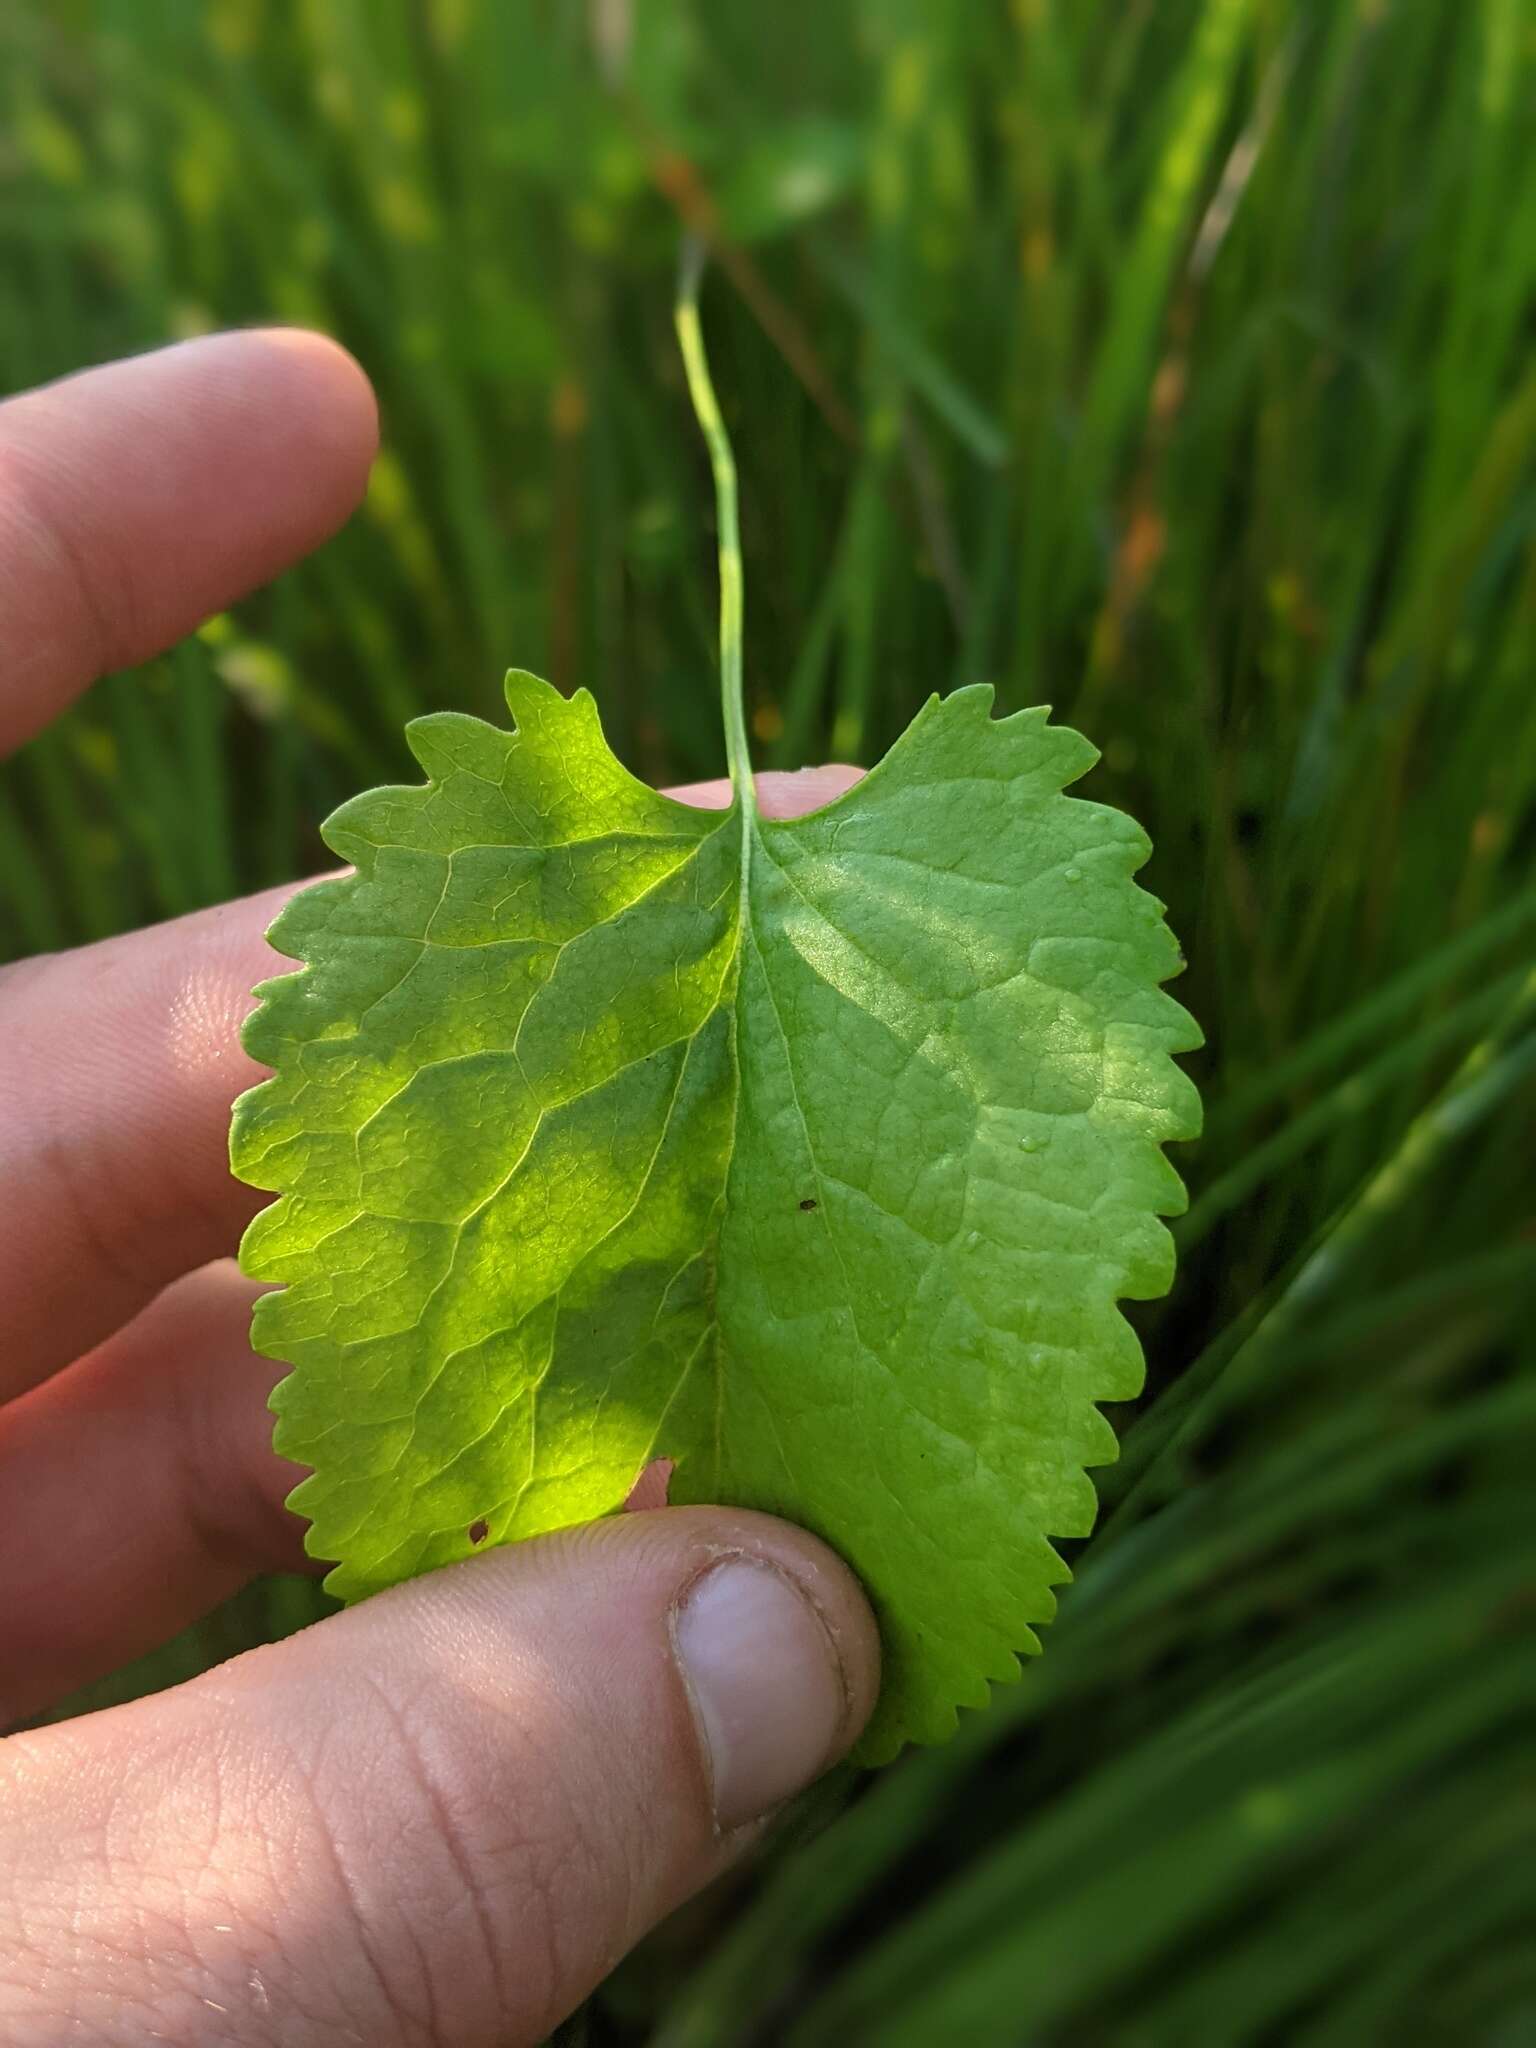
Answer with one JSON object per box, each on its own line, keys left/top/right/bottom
{"left": 666, "top": 765, "right": 866, "bottom": 820}
{"left": 666, "top": 1505, "right": 883, "bottom": 1758}
{"left": 176, "top": 328, "right": 378, "bottom": 536}
{"left": 241, "top": 327, "right": 380, "bottom": 497}
{"left": 499, "top": 1503, "right": 884, "bottom": 1817}
{"left": 661, "top": 1509, "right": 882, "bottom": 1828}
{"left": 752, "top": 764, "right": 865, "bottom": 819}
{"left": 0, "top": 328, "right": 382, "bottom": 751}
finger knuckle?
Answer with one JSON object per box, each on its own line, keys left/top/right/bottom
{"left": 282, "top": 1669, "right": 593, "bottom": 2045}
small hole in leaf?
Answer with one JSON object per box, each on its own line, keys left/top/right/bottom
{"left": 468, "top": 1519, "right": 489, "bottom": 1545}
{"left": 799, "top": 1197, "right": 818, "bottom": 1211}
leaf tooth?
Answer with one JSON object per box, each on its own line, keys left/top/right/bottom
{"left": 404, "top": 709, "right": 506, "bottom": 782}
{"left": 503, "top": 664, "right": 575, "bottom": 730}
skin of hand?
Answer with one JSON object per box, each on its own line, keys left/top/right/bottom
{"left": 0, "top": 331, "right": 880, "bottom": 2047}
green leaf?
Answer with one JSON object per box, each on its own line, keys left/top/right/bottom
{"left": 231, "top": 668, "right": 1199, "bottom": 1760}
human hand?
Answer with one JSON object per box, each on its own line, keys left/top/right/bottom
{"left": 0, "top": 332, "right": 879, "bottom": 2046}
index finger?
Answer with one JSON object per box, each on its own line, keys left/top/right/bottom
{"left": 0, "top": 327, "right": 378, "bottom": 755}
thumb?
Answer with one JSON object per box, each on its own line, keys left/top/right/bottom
{"left": 1, "top": 1507, "right": 879, "bottom": 2047}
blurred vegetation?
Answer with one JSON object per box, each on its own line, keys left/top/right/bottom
{"left": 3, "top": 0, "right": 1535, "bottom": 2041}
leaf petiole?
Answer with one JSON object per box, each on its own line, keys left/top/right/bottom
{"left": 674, "top": 236, "right": 756, "bottom": 815}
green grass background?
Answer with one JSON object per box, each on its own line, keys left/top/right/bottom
{"left": 3, "top": 2, "right": 1535, "bottom": 2041}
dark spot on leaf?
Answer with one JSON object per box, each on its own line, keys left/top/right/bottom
{"left": 799, "top": 1197, "right": 818, "bottom": 1211}
{"left": 468, "top": 1519, "right": 489, "bottom": 1545}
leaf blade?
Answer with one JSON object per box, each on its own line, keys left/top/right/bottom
{"left": 232, "top": 673, "right": 1199, "bottom": 1755}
